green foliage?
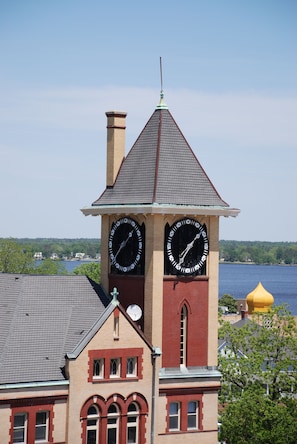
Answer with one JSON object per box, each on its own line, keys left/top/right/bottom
{"left": 219, "top": 391, "right": 297, "bottom": 444}
{"left": 2, "top": 238, "right": 100, "bottom": 259}
{"left": 33, "top": 258, "right": 68, "bottom": 275}
{"left": 73, "top": 262, "right": 101, "bottom": 284}
{"left": 219, "top": 305, "right": 297, "bottom": 442}
{"left": 219, "top": 294, "right": 238, "bottom": 313}
{"left": 0, "top": 239, "right": 34, "bottom": 273}
{"left": 220, "top": 240, "right": 297, "bottom": 264}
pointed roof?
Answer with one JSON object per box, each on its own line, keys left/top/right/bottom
{"left": 93, "top": 107, "right": 227, "bottom": 208}
{"left": 82, "top": 98, "right": 239, "bottom": 217}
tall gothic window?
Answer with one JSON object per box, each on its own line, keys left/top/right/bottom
{"left": 127, "top": 402, "right": 139, "bottom": 444}
{"left": 86, "top": 405, "right": 99, "bottom": 444}
{"left": 180, "top": 305, "right": 188, "bottom": 365}
{"left": 107, "top": 404, "right": 119, "bottom": 444}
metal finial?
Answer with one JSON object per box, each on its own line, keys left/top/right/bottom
{"left": 160, "top": 56, "right": 163, "bottom": 94}
{"left": 156, "top": 56, "right": 168, "bottom": 110}
{"left": 111, "top": 287, "right": 119, "bottom": 302}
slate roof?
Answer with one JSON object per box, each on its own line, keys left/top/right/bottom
{"left": 0, "top": 274, "right": 110, "bottom": 385}
{"left": 92, "top": 106, "right": 229, "bottom": 208}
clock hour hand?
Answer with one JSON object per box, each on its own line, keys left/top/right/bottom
{"left": 178, "top": 233, "right": 200, "bottom": 266}
{"left": 111, "top": 231, "right": 133, "bottom": 263}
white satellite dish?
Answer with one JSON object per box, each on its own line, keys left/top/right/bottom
{"left": 126, "top": 304, "right": 142, "bottom": 321}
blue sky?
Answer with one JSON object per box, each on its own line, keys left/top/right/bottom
{"left": 0, "top": 0, "right": 296, "bottom": 241}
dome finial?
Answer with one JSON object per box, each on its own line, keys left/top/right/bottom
{"left": 156, "top": 56, "right": 168, "bottom": 110}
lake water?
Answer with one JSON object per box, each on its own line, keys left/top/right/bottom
{"left": 63, "top": 261, "right": 297, "bottom": 315}
{"left": 219, "top": 263, "right": 297, "bottom": 315}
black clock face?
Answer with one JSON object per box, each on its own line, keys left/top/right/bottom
{"left": 109, "top": 217, "right": 143, "bottom": 273}
{"left": 166, "top": 218, "right": 209, "bottom": 275}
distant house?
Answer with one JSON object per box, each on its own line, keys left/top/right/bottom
{"left": 75, "top": 252, "right": 85, "bottom": 260}
{"left": 33, "top": 252, "right": 43, "bottom": 260}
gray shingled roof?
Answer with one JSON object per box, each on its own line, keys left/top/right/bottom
{"left": 93, "top": 107, "right": 228, "bottom": 207}
{"left": 0, "top": 274, "right": 110, "bottom": 385}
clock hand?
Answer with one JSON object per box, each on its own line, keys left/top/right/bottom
{"left": 178, "top": 233, "right": 200, "bottom": 266}
{"left": 111, "top": 231, "right": 133, "bottom": 264}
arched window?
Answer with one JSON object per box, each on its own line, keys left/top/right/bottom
{"left": 107, "top": 403, "right": 120, "bottom": 444}
{"left": 86, "top": 405, "right": 99, "bottom": 444}
{"left": 180, "top": 305, "right": 188, "bottom": 365}
{"left": 127, "top": 403, "right": 139, "bottom": 444}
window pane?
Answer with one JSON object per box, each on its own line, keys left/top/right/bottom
{"left": 188, "top": 415, "right": 197, "bottom": 428}
{"left": 169, "top": 416, "right": 178, "bottom": 430}
{"left": 108, "top": 404, "right": 118, "bottom": 414}
{"left": 169, "top": 402, "right": 178, "bottom": 415}
{"left": 107, "top": 428, "right": 117, "bottom": 444}
{"left": 188, "top": 401, "right": 196, "bottom": 413}
{"left": 35, "top": 426, "right": 46, "bottom": 440}
{"left": 88, "top": 405, "right": 98, "bottom": 415}
{"left": 93, "top": 359, "right": 104, "bottom": 377}
{"left": 127, "top": 427, "right": 136, "bottom": 443}
{"left": 14, "top": 415, "right": 25, "bottom": 427}
{"left": 110, "top": 358, "right": 120, "bottom": 376}
{"left": 127, "top": 416, "right": 137, "bottom": 423}
{"left": 13, "top": 430, "right": 25, "bottom": 443}
{"left": 128, "top": 403, "right": 137, "bottom": 412}
{"left": 36, "top": 411, "right": 47, "bottom": 425}
{"left": 87, "top": 429, "right": 97, "bottom": 444}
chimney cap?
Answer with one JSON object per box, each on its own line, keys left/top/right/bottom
{"left": 105, "top": 111, "right": 127, "bottom": 118}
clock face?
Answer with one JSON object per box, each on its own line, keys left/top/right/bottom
{"left": 109, "top": 217, "right": 143, "bottom": 273}
{"left": 166, "top": 218, "right": 209, "bottom": 275}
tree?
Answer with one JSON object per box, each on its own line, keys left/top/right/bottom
{"left": 73, "top": 262, "right": 100, "bottom": 284}
{"left": 219, "top": 390, "right": 297, "bottom": 444}
{"left": 218, "top": 305, "right": 297, "bottom": 442}
{"left": 219, "top": 294, "right": 238, "bottom": 313}
{"left": 0, "top": 239, "right": 34, "bottom": 273}
{"left": 33, "top": 258, "right": 68, "bottom": 275}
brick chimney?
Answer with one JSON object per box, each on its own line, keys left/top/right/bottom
{"left": 105, "top": 111, "right": 127, "bottom": 187}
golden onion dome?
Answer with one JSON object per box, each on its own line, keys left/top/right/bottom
{"left": 246, "top": 282, "right": 274, "bottom": 314}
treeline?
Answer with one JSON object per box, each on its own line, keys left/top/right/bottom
{"left": 220, "top": 240, "right": 297, "bottom": 265}
{"left": 1, "top": 238, "right": 297, "bottom": 264}
{"left": 3, "top": 238, "right": 101, "bottom": 259}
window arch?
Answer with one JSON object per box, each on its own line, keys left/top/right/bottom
{"left": 81, "top": 394, "right": 148, "bottom": 444}
{"left": 180, "top": 304, "right": 188, "bottom": 366}
{"left": 86, "top": 405, "right": 99, "bottom": 444}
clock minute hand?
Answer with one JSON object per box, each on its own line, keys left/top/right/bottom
{"left": 178, "top": 233, "right": 200, "bottom": 266}
{"left": 111, "top": 231, "right": 133, "bottom": 263}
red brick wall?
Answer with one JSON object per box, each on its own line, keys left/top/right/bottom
{"left": 162, "top": 277, "right": 209, "bottom": 367}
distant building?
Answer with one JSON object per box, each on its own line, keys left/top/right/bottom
{"left": 33, "top": 252, "right": 43, "bottom": 260}
{"left": 75, "top": 252, "right": 85, "bottom": 260}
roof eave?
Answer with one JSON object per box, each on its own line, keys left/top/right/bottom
{"left": 81, "top": 204, "right": 240, "bottom": 218}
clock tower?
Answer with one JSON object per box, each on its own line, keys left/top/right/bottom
{"left": 82, "top": 93, "right": 239, "bottom": 443}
